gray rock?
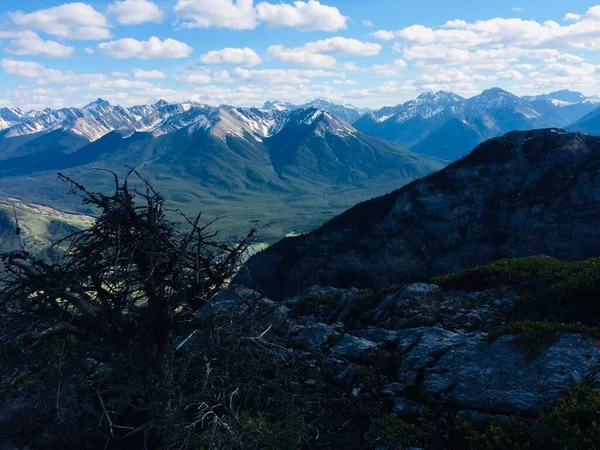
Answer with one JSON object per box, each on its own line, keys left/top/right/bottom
{"left": 401, "top": 330, "right": 600, "bottom": 415}
{"left": 335, "top": 288, "right": 359, "bottom": 323}
{"left": 391, "top": 397, "right": 425, "bottom": 416}
{"left": 319, "top": 357, "right": 359, "bottom": 386}
{"left": 367, "top": 283, "right": 441, "bottom": 322}
{"left": 356, "top": 327, "right": 403, "bottom": 345}
{"left": 291, "top": 323, "right": 338, "bottom": 349}
{"left": 331, "top": 334, "right": 378, "bottom": 358}
{"left": 396, "top": 326, "right": 470, "bottom": 387}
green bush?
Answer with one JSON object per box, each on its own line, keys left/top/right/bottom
{"left": 432, "top": 256, "right": 600, "bottom": 325}
{"left": 488, "top": 321, "right": 599, "bottom": 357}
{"left": 240, "top": 413, "right": 311, "bottom": 449}
{"left": 294, "top": 291, "right": 342, "bottom": 315}
{"left": 365, "top": 414, "right": 433, "bottom": 449}
{"left": 461, "top": 385, "right": 600, "bottom": 450}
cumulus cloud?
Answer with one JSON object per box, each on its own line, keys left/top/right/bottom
{"left": 231, "top": 67, "right": 341, "bottom": 84}
{"left": 133, "top": 69, "right": 166, "bottom": 79}
{"left": 497, "top": 69, "right": 524, "bottom": 80}
{"left": 371, "top": 30, "right": 396, "bottom": 41}
{"left": 175, "top": 0, "right": 256, "bottom": 30}
{"left": 200, "top": 47, "right": 262, "bottom": 66}
{"left": 267, "top": 45, "right": 336, "bottom": 68}
{"left": 98, "top": 37, "right": 193, "bottom": 59}
{"left": 362, "top": 19, "right": 373, "bottom": 27}
{"left": 564, "top": 13, "right": 582, "bottom": 21}
{"left": 302, "top": 37, "right": 381, "bottom": 56}
{"left": 256, "top": 0, "right": 346, "bottom": 31}
{"left": 511, "top": 7, "right": 524, "bottom": 13}
{"left": 266, "top": 37, "right": 380, "bottom": 69}
{"left": 108, "top": 0, "right": 165, "bottom": 25}
{"left": 9, "top": 2, "right": 111, "bottom": 40}
{"left": 372, "top": 59, "right": 408, "bottom": 76}
{"left": 4, "top": 32, "right": 75, "bottom": 58}
{"left": 174, "top": 0, "right": 346, "bottom": 31}
{"left": 173, "top": 69, "right": 213, "bottom": 84}
{"left": 372, "top": 6, "right": 600, "bottom": 50}
{"left": 1, "top": 58, "right": 107, "bottom": 85}
{"left": 346, "top": 81, "right": 416, "bottom": 99}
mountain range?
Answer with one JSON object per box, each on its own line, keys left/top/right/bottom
{"left": 3, "top": 88, "right": 600, "bottom": 244}
{"left": 354, "top": 88, "right": 600, "bottom": 160}
{"left": 2, "top": 88, "right": 600, "bottom": 163}
{"left": 0, "top": 100, "right": 442, "bottom": 244}
{"left": 238, "top": 128, "right": 600, "bottom": 299}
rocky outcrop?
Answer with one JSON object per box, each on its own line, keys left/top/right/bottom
{"left": 238, "top": 129, "right": 600, "bottom": 299}
{"left": 194, "top": 283, "right": 600, "bottom": 420}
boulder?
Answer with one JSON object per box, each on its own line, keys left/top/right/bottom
{"left": 395, "top": 328, "right": 600, "bottom": 415}
{"left": 366, "top": 283, "right": 441, "bottom": 322}
{"left": 291, "top": 323, "right": 338, "bottom": 349}
{"left": 331, "top": 334, "right": 378, "bottom": 358}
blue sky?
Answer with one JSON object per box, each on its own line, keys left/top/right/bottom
{"left": 1, "top": 0, "right": 600, "bottom": 110}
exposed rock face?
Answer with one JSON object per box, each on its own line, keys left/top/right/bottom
{"left": 238, "top": 129, "right": 600, "bottom": 299}
{"left": 193, "top": 282, "right": 600, "bottom": 420}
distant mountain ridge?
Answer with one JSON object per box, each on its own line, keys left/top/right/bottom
{"left": 353, "top": 88, "right": 600, "bottom": 160}
{"left": 3, "top": 88, "right": 598, "bottom": 159}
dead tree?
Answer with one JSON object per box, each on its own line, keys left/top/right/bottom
{"left": 0, "top": 170, "right": 256, "bottom": 447}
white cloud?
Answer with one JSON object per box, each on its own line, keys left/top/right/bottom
{"left": 371, "top": 30, "right": 396, "bottom": 41}
{"left": 108, "top": 0, "right": 165, "bottom": 25}
{"left": 266, "top": 38, "right": 380, "bottom": 68}
{"left": 564, "top": 13, "right": 582, "bottom": 21}
{"left": 112, "top": 71, "right": 130, "bottom": 77}
{"left": 200, "top": 47, "right": 262, "bottom": 66}
{"left": 373, "top": 6, "right": 600, "bottom": 50}
{"left": 267, "top": 45, "right": 336, "bottom": 68}
{"left": 362, "top": 19, "right": 373, "bottom": 27}
{"left": 4, "top": 33, "right": 74, "bottom": 58}
{"left": 9, "top": 2, "right": 111, "bottom": 40}
{"left": 415, "top": 68, "right": 491, "bottom": 93}
{"left": 511, "top": 7, "right": 524, "bottom": 13}
{"left": 256, "top": 0, "right": 346, "bottom": 31}
{"left": 497, "top": 69, "right": 524, "bottom": 80}
{"left": 173, "top": 0, "right": 347, "bottom": 31}
{"left": 302, "top": 37, "right": 381, "bottom": 56}
{"left": 85, "top": 79, "right": 154, "bottom": 90}
{"left": 373, "top": 59, "right": 408, "bottom": 76}
{"left": 173, "top": 70, "right": 212, "bottom": 84}
{"left": 347, "top": 81, "right": 416, "bottom": 99}
{"left": 84, "top": 48, "right": 95, "bottom": 55}
{"left": 133, "top": 69, "right": 166, "bottom": 79}
{"left": 174, "top": 0, "right": 257, "bottom": 30}
{"left": 98, "top": 37, "right": 193, "bottom": 59}
{"left": 514, "top": 63, "right": 535, "bottom": 71}
{"left": 231, "top": 67, "right": 341, "bottom": 84}
{"left": 1, "top": 58, "right": 107, "bottom": 85}
{"left": 544, "top": 62, "right": 596, "bottom": 76}
{"left": 522, "top": 70, "right": 596, "bottom": 89}
{"left": 333, "top": 79, "right": 358, "bottom": 85}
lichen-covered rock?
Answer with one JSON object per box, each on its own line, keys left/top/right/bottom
{"left": 331, "top": 334, "right": 378, "bottom": 358}
{"left": 356, "top": 327, "right": 403, "bottom": 345}
{"left": 365, "top": 283, "right": 441, "bottom": 323}
{"left": 319, "top": 357, "right": 360, "bottom": 386}
{"left": 291, "top": 323, "right": 338, "bottom": 349}
{"left": 398, "top": 330, "right": 600, "bottom": 415}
